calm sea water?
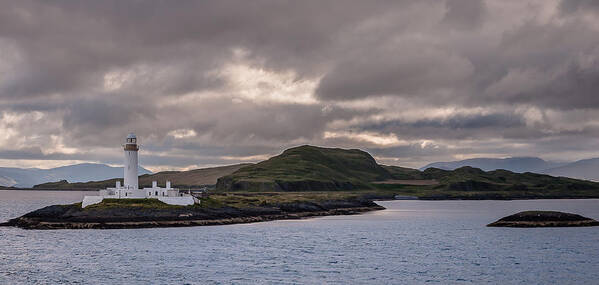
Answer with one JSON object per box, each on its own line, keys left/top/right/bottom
{"left": 0, "top": 190, "right": 598, "bottom": 284}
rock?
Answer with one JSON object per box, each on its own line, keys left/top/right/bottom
{"left": 487, "top": 211, "right": 599, "bottom": 227}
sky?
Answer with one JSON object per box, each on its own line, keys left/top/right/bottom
{"left": 1, "top": 0, "right": 599, "bottom": 172}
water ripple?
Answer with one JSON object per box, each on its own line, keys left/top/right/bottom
{"left": 0, "top": 191, "right": 598, "bottom": 284}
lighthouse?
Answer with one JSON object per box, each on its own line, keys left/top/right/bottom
{"left": 81, "top": 133, "right": 197, "bottom": 208}
{"left": 123, "top": 133, "right": 139, "bottom": 190}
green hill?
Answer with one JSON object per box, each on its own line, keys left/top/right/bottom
{"left": 410, "top": 166, "right": 599, "bottom": 198}
{"left": 216, "top": 145, "right": 392, "bottom": 191}
{"left": 216, "top": 145, "right": 599, "bottom": 198}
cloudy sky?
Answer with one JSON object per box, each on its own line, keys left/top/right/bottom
{"left": 1, "top": 0, "right": 599, "bottom": 171}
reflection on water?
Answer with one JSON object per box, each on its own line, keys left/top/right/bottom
{"left": 1, "top": 190, "right": 598, "bottom": 284}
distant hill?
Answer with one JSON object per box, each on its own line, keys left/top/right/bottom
{"left": 416, "top": 166, "right": 599, "bottom": 197}
{"left": 137, "top": 163, "right": 252, "bottom": 187}
{"left": 420, "top": 157, "right": 561, "bottom": 173}
{"left": 33, "top": 163, "right": 251, "bottom": 189}
{"left": 216, "top": 145, "right": 599, "bottom": 198}
{"left": 421, "top": 157, "right": 599, "bottom": 182}
{"left": 0, "top": 163, "right": 152, "bottom": 188}
{"left": 543, "top": 158, "right": 599, "bottom": 182}
{"left": 216, "top": 145, "right": 392, "bottom": 191}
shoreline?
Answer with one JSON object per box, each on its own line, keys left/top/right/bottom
{"left": 4, "top": 188, "right": 599, "bottom": 201}
{"left": 1, "top": 206, "right": 382, "bottom": 230}
{"left": 0, "top": 197, "right": 385, "bottom": 230}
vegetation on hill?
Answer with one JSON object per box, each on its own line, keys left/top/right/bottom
{"left": 216, "top": 145, "right": 392, "bottom": 191}
{"left": 216, "top": 145, "right": 599, "bottom": 199}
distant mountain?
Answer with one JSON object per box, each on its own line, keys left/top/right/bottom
{"left": 420, "top": 157, "right": 563, "bottom": 173}
{"left": 33, "top": 163, "right": 251, "bottom": 189}
{"left": 0, "top": 163, "right": 152, "bottom": 188}
{"left": 421, "top": 157, "right": 599, "bottom": 182}
{"left": 543, "top": 158, "right": 599, "bottom": 182}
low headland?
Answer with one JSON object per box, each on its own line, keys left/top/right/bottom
{"left": 4, "top": 145, "right": 599, "bottom": 229}
{"left": 487, "top": 211, "right": 599, "bottom": 227}
{"left": 0, "top": 192, "right": 385, "bottom": 230}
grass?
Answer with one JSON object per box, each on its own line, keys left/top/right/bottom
{"left": 200, "top": 191, "right": 366, "bottom": 208}
{"left": 217, "top": 145, "right": 393, "bottom": 191}
{"left": 80, "top": 192, "right": 369, "bottom": 211}
{"left": 84, "top": 198, "right": 185, "bottom": 210}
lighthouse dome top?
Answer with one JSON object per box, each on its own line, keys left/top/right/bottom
{"left": 125, "top": 133, "right": 137, "bottom": 144}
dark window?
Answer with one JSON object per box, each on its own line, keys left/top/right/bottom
{"left": 155, "top": 191, "right": 158, "bottom": 195}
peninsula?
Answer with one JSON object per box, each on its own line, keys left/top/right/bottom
{"left": 0, "top": 193, "right": 384, "bottom": 230}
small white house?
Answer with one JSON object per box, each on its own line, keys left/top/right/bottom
{"left": 82, "top": 133, "right": 198, "bottom": 208}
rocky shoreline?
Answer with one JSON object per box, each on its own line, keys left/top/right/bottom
{"left": 0, "top": 199, "right": 384, "bottom": 230}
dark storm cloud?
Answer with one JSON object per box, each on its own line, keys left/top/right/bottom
{"left": 315, "top": 2, "right": 599, "bottom": 111}
{"left": 442, "top": 0, "right": 486, "bottom": 30}
{"left": 315, "top": 45, "right": 474, "bottom": 101}
{"left": 0, "top": 148, "right": 50, "bottom": 160}
{"left": 1, "top": 0, "right": 599, "bottom": 169}
{"left": 559, "top": 0, "right": 599, "bottom": 14}
{"left": 350, "top": 112, "right": 535, "bottom": 142}
{"left": 0, "top": 0, "right": 399, "bottom": 99}
{"left": 402, "top": 113, "right": 523, "bottom": 129}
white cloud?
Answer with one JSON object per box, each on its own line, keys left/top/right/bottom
{"left": 218, "top": 63, "right": 319, "bottom": 105}
{"left": 323, "top": 131, "right": 406, "bottom": 146}
{"left": 168, "top": 129, "right": 197, "bottom": 139}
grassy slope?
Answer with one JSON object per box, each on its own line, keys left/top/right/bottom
{"left": 84, "top": 198, "right": 182, "bottom": 209}
{"left": 33, "top": 163, "right": 251, "bottom": 189}
{"left": 201, "top": 191, "right": 378, "bottom": 208}
{"left": 216, "top": 145, "right": 391, "bottom": 191}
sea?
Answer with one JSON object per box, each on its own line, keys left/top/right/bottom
{"left": 0, "top": 190, "right": 598, "bottom": 284}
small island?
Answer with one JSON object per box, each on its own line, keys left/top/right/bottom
{"left": 0, "top": 193, "right": 385, "bottom": 230}
{"left": 487, "top": 211, "right": 599, "bottom": 227}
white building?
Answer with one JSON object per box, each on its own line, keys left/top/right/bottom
{"left": 82, "top": 133, "right": 198, "bottom": 208}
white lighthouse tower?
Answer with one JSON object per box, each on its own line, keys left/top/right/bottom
{"left": 123, "top": 133, "right": 139, "bottom": 190}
